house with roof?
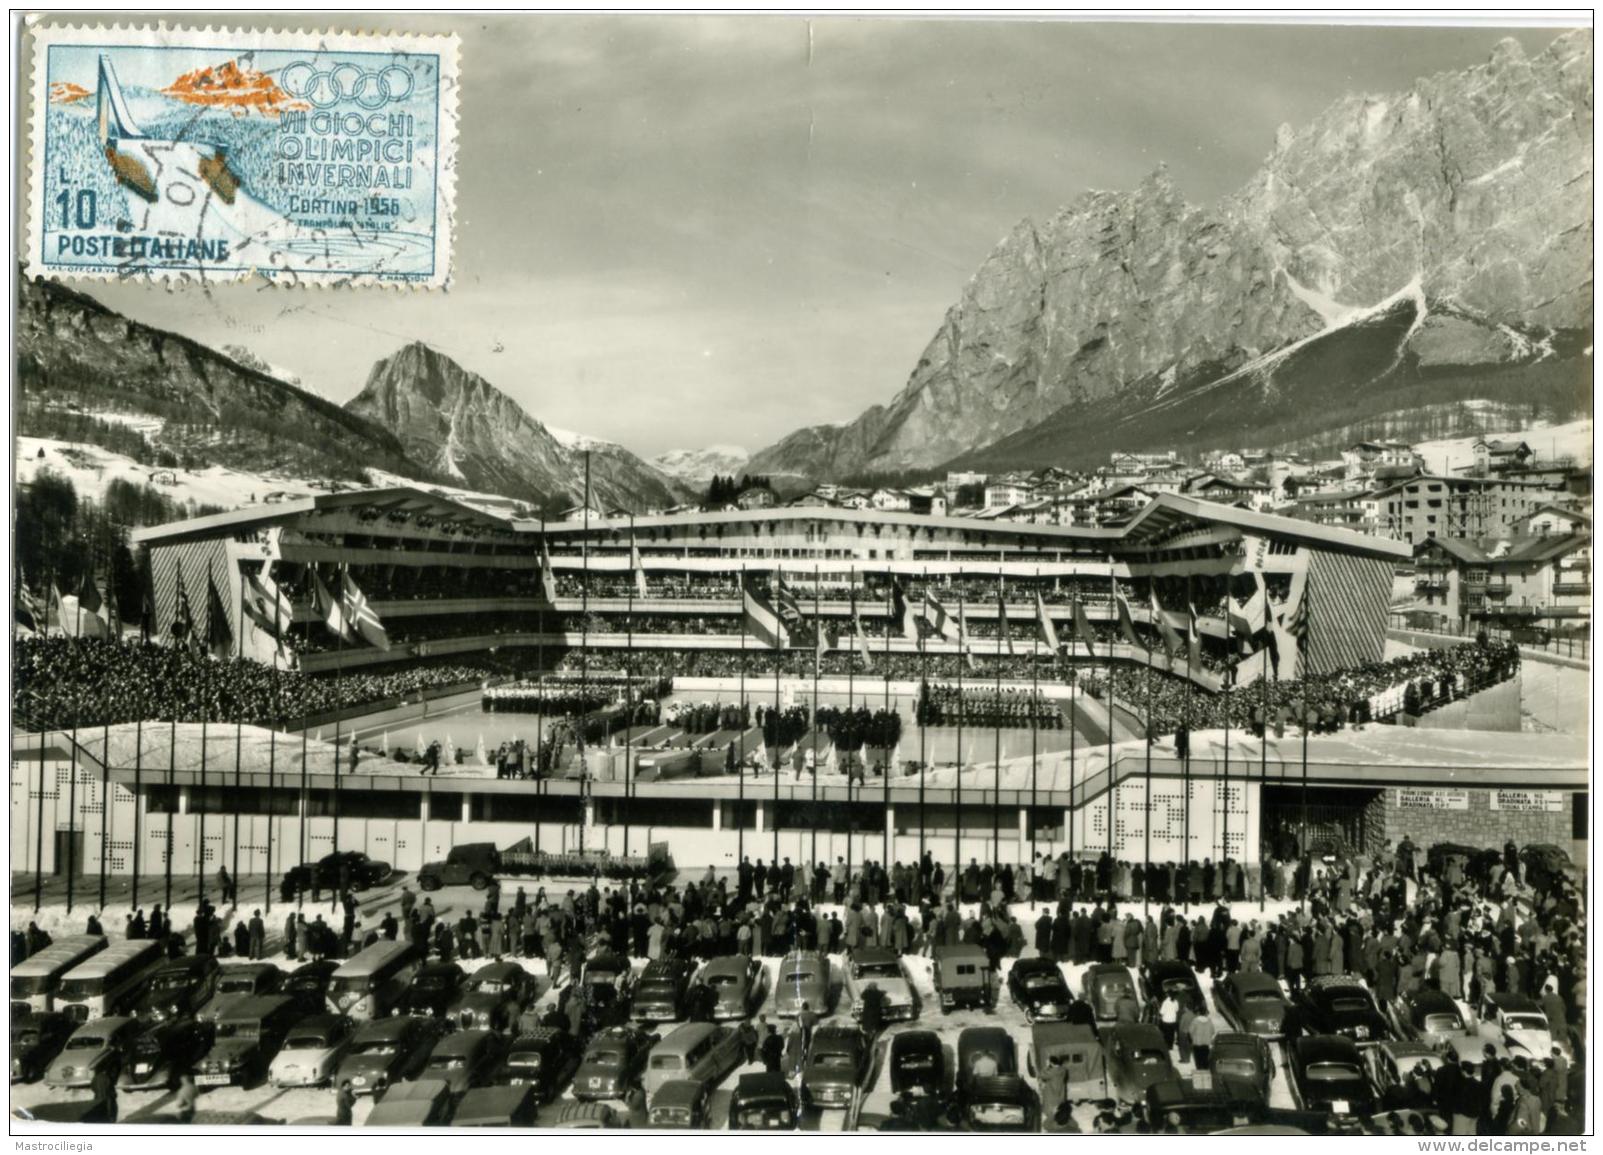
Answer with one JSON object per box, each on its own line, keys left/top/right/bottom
{"left": 1413, "top": 532, "right": 1591, "bottom": 628}
{"left": 1515, "top": 504, "right": 1592, "bottom": 537}
{"left": 1342, "top": 440, "right": 1420, "bottom": 480}
{"left": 984, "top": 475, "right": 1036, "bottom": 510}
{"left": 734, "top": 484, "right": 779, "bottom": 510}
{"left": 1472, "top": 438, "right": 1533, "bottom": 475}
{"left": 1366, "top": 474, "right": 1550, "bottom": 545}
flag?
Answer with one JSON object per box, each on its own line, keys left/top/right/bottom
{"left": 16, "top": 573, "right": 40, "bottom": 633}
{"left": 742, "top": 575, "right": 789, "bottom": 649}
{"left": 171, "top": 565, "right": 201, "bottom": 655}
{"left": 1285, "top": 590, "right": 1309, "bottom": 648}
{"left": 341, "top": 570, "right": 392, "bottom": 651}
{"left": 1228, "top": 571, "right": 1267, "bottom": 643}
{"left": 1115, "top": 591, "right": 1144, "bottom": 650}
{"left": 1072, "top": 597, "right": 1097, "bottom": 659}
{"left": 539, "top": 537, "right": 558, "bottom": 602}
{"left": 890, "top": 578, "right": 918, "bottom": 642}
{"left": 1035, "top": 590, "right": 1060, "bottom": 652}
{"left": 851, "top": 588, "right": 875, "bottom": 672}
{"left": 313, "top": 571, "right": 359, "bottom": 645}
{"left": 998, "top": 582, "right": 1014, "bottom": 656}
{"left": 48, "top": 581, "right": 66, "bottom": 634}
{"left": 1185, "top": 602, "right": 1202, "bottom": 671}
{"left": 630, "top": 540, "right": 648, "bottom": 599}
{"left": 139, "top": 581, "right": 154, "bottom": 645}
{"left": 774, "top": 574, "right": 807, "bottom": 645}
{"left": 958, "top": 598, "right": 977, "bottom": 671}
{"left": 76, "top": 573, "right": 109, "bottom": 638}
{"left": 1152, "top": 591, "right": 1183, "bottom": 660}
{"left": 922, "top": 590, "right": 960, "bottom": 643}
{"left": 206, "top": 571, "right": 233, "bottom": 658}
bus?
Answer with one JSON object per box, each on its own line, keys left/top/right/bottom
{"left": 9, "top": 934, "right": 108, "bottom": 1015}
{"left": 54, "top": 939, "right": 164, "bottom": 1022}
{"left": 326, "top": 941, "right": 421, "bottom": 1022}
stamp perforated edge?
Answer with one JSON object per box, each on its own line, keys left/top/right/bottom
{"left": 21, "top": 19, "right": 461, "bottom": 291}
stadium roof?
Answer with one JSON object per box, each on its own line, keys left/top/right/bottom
{"left": 129, "top": 486, "right": 1410, "bottom": 561}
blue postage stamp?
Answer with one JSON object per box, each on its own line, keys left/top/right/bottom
{"left": 26, "top": 24, "right": 459, "bottom": 287}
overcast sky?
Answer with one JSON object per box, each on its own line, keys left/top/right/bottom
{"left": 79, "top": 15, "right": 1576, "bottom": 458}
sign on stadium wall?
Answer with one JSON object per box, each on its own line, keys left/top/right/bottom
{"left": 1490, "top": 790, "right": 1566, "bottom": 813}
{"left": 1395, "top": 788, "right": 1469, "bottom": 811}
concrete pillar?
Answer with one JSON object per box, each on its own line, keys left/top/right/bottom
{"left": 584, "top": 799, "right": 596, "bottom": 828}
{"left": 419, "top": 794, "right": 428, "bottom": 821}
{"left": 461, "top": 793, "right": 472, "bottom": 823}
{"left": 1018, "top": 808, "right": 1028, "bottom": 858}
{"left": 178, "top": 786, "right": 190, "bottom": 815}
{"left": 755, "top": 800, "right": 765, "bottom": 834}
{"left": 885, "top": 805, "right": 894, "bottom": 847}
{"left": 711, "top": 801, "right": 722, "bottom": 832}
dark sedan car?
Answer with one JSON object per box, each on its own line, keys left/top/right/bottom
{"left": 729, "top": 1072, "right": 800, "bottom": 1130}
{"left": 335, "top": 1014, "right": 450, "bottom": 1096}
{"left": 1142, "top": 960, "right": 1208, "bottom": 1020}
{"left": 1209, "top": 1031, "right": 1274, "bottom": 1101}
{"left": 132, "top": 957, "right": 220, "bottom": 1023}
{"left": 283, "top": 960, "right": 340, "bottom": 1013}
{"left": 423, "top": 1029, "right": 508, "bottom": 1096}
{"left": 1289, "top": 1034, "right": 1377, "bottom": 1117}
{"left": 1387, "top": 988, "right": 1472, "bottom": 1048}
{"left": 572, "top": 1025, "right": 655, "bottom": 1102}
{"left": 1104, "top": 1021, "right": 1177, "bottom": 1105}
{"left": 889, "top": 1029, "right": 945, "bottom": 1097}
{"left": 1292, "top": 975, "right": 1391, "bottom": 1045}
{"left": 447, "top": 962, "right": 537, "bottom": 1033}
{"left": 10, "top": 1012, "right": 75, "bottom": 1084}
{"left": 1214, "top": 971, "right": 1292, "bottom": 1037}
{"left": 632, "top": 959, "right": 697, "bottom": 1024}
{"left": 1080, "top": 963, "right": 1140, "bottom": 1024}
{"left": 119, "top": 1019, "right": 215, "bottom": 1091}
{"left": 960, "top": 1075, "right": 1039, "bottom": 1132}
{"left": 1006, "top": 958, "right": 1073, "bottom": 1023}
{"left": 956, "top": 1026, "right": 1018, "bottom": 1097}
{"left": 280, "top": 851, "right": 392, "bottom": 900}
{"left": 398, "top": 962, "right": 466, "bottom": 1019}
{"left": 494, "top": 1028, "right": 582, "bottom": 1102}
{"left": 801, "top": 1025, "right": 871, "bottom": 1110}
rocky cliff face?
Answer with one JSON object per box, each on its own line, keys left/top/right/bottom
{"left": 15, "top": 273, "right": 422, "bottom": 482}
{"left": 346, "top": 343, "right": 687, "bottom": 512}
{"left": 751, "top": 31, "right": 1593, "bottom": 478}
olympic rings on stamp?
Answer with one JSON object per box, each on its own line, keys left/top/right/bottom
{"left": 280, "top": 60, "right": 415, "bottom": 109}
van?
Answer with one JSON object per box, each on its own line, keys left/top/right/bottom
{"left": 932, "top": 944, "right": 992, "bottom": 1013}
{"left": 9, "top": 935, "right": 107, "bottom": 1016}
{"left": 327, "top": 941, "right": 422, "bottom": 1021}
{"left": 642, "top": 1022, "right": 742, "bottom": 1102}
{"left": 54, "top": 939, "right": 163, "bottom": 1023}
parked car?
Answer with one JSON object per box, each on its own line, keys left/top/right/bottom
{"left": 1142, "top": 960, "right": 1208, "bottom": 1020}
{"left": 448, "top": 961, "right": 537, "bottom": 1032}
{"left": 728, "top": 1071, "right": 800, "bottom": 1130}
{"left": 363, "top": 1078, "right": 455, "bottom": 1127}
{"left": 773, "top": 950, "right": 834, "bottom": 1018}
{"left": 398, "top": 962, "right": 466, "bottom": 1019}
{"left": 1289, "top": 1034, "right": 1376, "bottom": 1116}
{"left": 336, "top": 1014, "right": 449, "bottom": 1096}
{"left": 282, "top": 960, "right": 340, "bottom": 1013}
{"left": 956, "top": 1026, "right": 1018, "bottom": 1098}
{"left": 1080, "top": 963, "right": 1141, "bottom": 1024}
{"left": 1028, "top": 1021, "right": 1107, "bottom": 1114}
{"left": 495, "top": 1028, "right": 582, "bottom": 1102}
{"left": 932, "top": 944, "right": 992, "bottom": 1013}
{"left": 1370, "top": 1040, "right": 1445, "bottom": 1105}
{"left": 959, "top": 1076, "right": 1039, "bottom": 1132}
{"left": 573, "top": 1025, "right": 655, "bottom": 1101}
{"left": 454, "top": 1083, "right": 541, "bottom": 1127}
{"left": 44, "top": 1016, "right": 143, "bottom": 1089}
{"left": 193, "top": 995, "right": 301, "bottom": 1088}
{"left": 1006, "top": 957, "right": 1073, "bottom": 1023}
{"left": 581, "top": 951, "right": 637, "bottom": 1016}
{"left": 416, "top": 843, "right": 500, "bottom": 891}
{"left": 1214, "top": 971, "right": 1292, "bottom": 1037}
{"left": 1209, "top": 1031, "right": 1274, "bottom": 1101}
{"left": 694, "top": 955, "right": 768, "bottom": 1022}
{"left": 281, "top": 851, "right": 392, "bottom": 899}
{"left": 1388, "top": 989, "right": 1472, "bottom": 1047}
{"left": 888, "top": 1029, "right": 945, "bottom": 1098}
{"left": 10, "top": 1012, "right": 76, "bottom": 1084}
{"left": 647, "top": 1078, "right": 712, "bottom": 1129}
{"left": 1104, "top": 1021, "right": 1177, "bottom": 1105}
{"left": 540, "top": 1101, "right": 626, "bottom": 1129}
{"left": 1138, "top": 1076, "right": 1268, "bottom": 1134}
{"left": 197, "top": 963, "right": 284, "bottom": 1023}
{"left": 801, "top": 1025, "right": 871, "bottom": 1110}
{"left": 1441, "top": 1032, "right": 1511, "bottom": 1074}
{"left": 131, "top": 957, "right": 220, "bottom": 1023}
{"left": 845, "top": 946, "right": 917, "bottom": 1022}
{"left": 1291, "top": 975, "right": 1391, "bottom": 1044}
{"left": 268, "top": 1013, "right": 354, "bottom": 1088}
{"left": 1476, "top": 993, "right": 1564, "bottom": 1060}
{"left": 423, "top": 1029, "right": 509, "bottom": 1096}
{"left": 118, "top": 1019, "right": 214, "bottom": 1091}
{"left": 632, "top": 959, "right": 698, "bottom": 1024}
{"left": 643, "top": 1022, "right": 742, "bottom": 1102}
{"left": 1520, "top": 844, "right": 1579, "bottom": 892}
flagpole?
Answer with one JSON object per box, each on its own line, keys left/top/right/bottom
{"left": 68, "top": 605, "right": 81, "bottom": 915}
{"left": 1183, "top": 580, "right": 1193, "bottom": 915}
{"left": 580, "top": 467, "right": 592, "bottom": 858}
{"left": 811, "top": 565, "right": 820, "bottom": 869}
{"left": 624, "top": 516, "right": 636, "bottom": 860}
{"left": 955, "top": 588, "right": 964, "bottom": 875}
{"left": 1030, "top": 572, "right": 1039, "bottom": 869}
{"left": 536, "top": 519, "right": 546, "bottom": 855}
{"left": 1143, "top": 613, "right": 1153, "bottom": 919}
{"left": 1105, "top": 571, "right": 1114, "bottom": 868}
{"left": 132, "top": 717, "right": 143, "bottom": 916}
{"left": 772, "top": 566, "right": 781, "bottom": 866}
{"left": 738, "top": 581, "right": 747, "bottom": 865}
{"left": 35, "top": 725, "right": 47, "bottom": 913}
{"left": 331, "top": 564, "right": 345, "bottom": 903}
{"left": 880, "top": 574, "right": 891, "bottom": 871}
{"left": 1299, "top": 695, "right": 1310, "bottom": 914}
{"left": 232, "top": 570, "right": 244, "bottom": 911}
{"left": 166, "top": 715, "right": 176, "bottom": 915}
{"left": 267, "top": 583, "right": 280, "bottom": 916}
{"left": 916, "top": 572, "right": 927, "bottom": 872}
{"left": 1260, "top": 607, "right": 1271, "bottom": 914}
{"left": 1066, "top": 601, "right": 1075, "bottom": 915}
{"left": 197, "top": 560, "right": 214, "bottom": 906}
{"left": 99, "top": 713, "right": 110, "bottom": 914}
{"left": 992, "top": 578, "right": 1003, "bottom": 873}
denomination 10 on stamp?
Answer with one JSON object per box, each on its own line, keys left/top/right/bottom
{"left": 26, "top": 23, "right": 459, "bottom": 288}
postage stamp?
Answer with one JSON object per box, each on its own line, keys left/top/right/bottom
{"left": 24, "top": 23, "right": 459, "bottom": 288}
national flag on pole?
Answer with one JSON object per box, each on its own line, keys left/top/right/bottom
{"left": 1035, "top": 590, "right": 1060, "bottom": 652}
{"left": 630, "top": 540, "right": 648, "bottom": 599}
{"left": 171, "top": 564, "right": 201, "bottom": 655}
{"left": 1228, "top": 571, "right": 1267, "bottom": 644}
{"left": 852, "top": 589, "right": 875, "bottom": 672}
{"left": 922, "top": 590, "right": 961, "bottom": 643}
{"left": 76, "top": 573, "right": 110, "bottom": 638}
{"left": 16, "top": 573, "right": 40, "bottom": 633}
{"left": 957, "top": 597, "right": 978, "bottom": 671}
{"left": 49, "top": 581, "right": 66, "bottom": 635}
{"left": 774, "top": 573, "right": 808, "bottom": 647}
{"left": 998, "top": 581, "right": 1014, "bottom": 655}
{"left": 539, "top": 537, "right": 558, "bottom": 602}
{"left": 1072, "top": 596, "right": 1098, "bottom": 659}
{"left": 1185, "top": 602, "right": 1202, "bottom": 672}
{"left": 1115, "top": 591, "right": 1144, "bottom": 650}
{"left": 742, "top": 574, "right": 789, "bottom": 649}
{"left": 890, "top": 578, "right": 918, "bottom": 642}
{"left": 206, "top": 571, "right": 233, "bottom": 658}
{"left": 1152, "top": 591, "right": 1183, "bottom": 660}
{"left": 313, "top": 571, "right": 358, "bottom": 645}
{"left": 341, "top": 570, "right": 392, "bottom": 651}
{"left": 1285, "top": 590, "right": 1308, "bottom": 648}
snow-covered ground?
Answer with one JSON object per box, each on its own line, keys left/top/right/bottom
{"left": 1413, "top": 417, "right": 1592, "bottom": 476}
{"left": 17, "top": 436, "right": 319, "bottom": 510}
{"left": 1519, "top": 658, "right": 1590, "bottom": 735}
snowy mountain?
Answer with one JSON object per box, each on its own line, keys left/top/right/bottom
{"left": 751, "top": 32, "right": 1593, "bottom": 479}
{"left": 650, "top": 444, "right": 752, "bottom": 488}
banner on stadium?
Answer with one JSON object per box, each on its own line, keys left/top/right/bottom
{"left": 1395, "top": 788, "right": 1469, "bottom": 811}
{"left": 1490, "top": 790, "right": 1566, "bottom": 813}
